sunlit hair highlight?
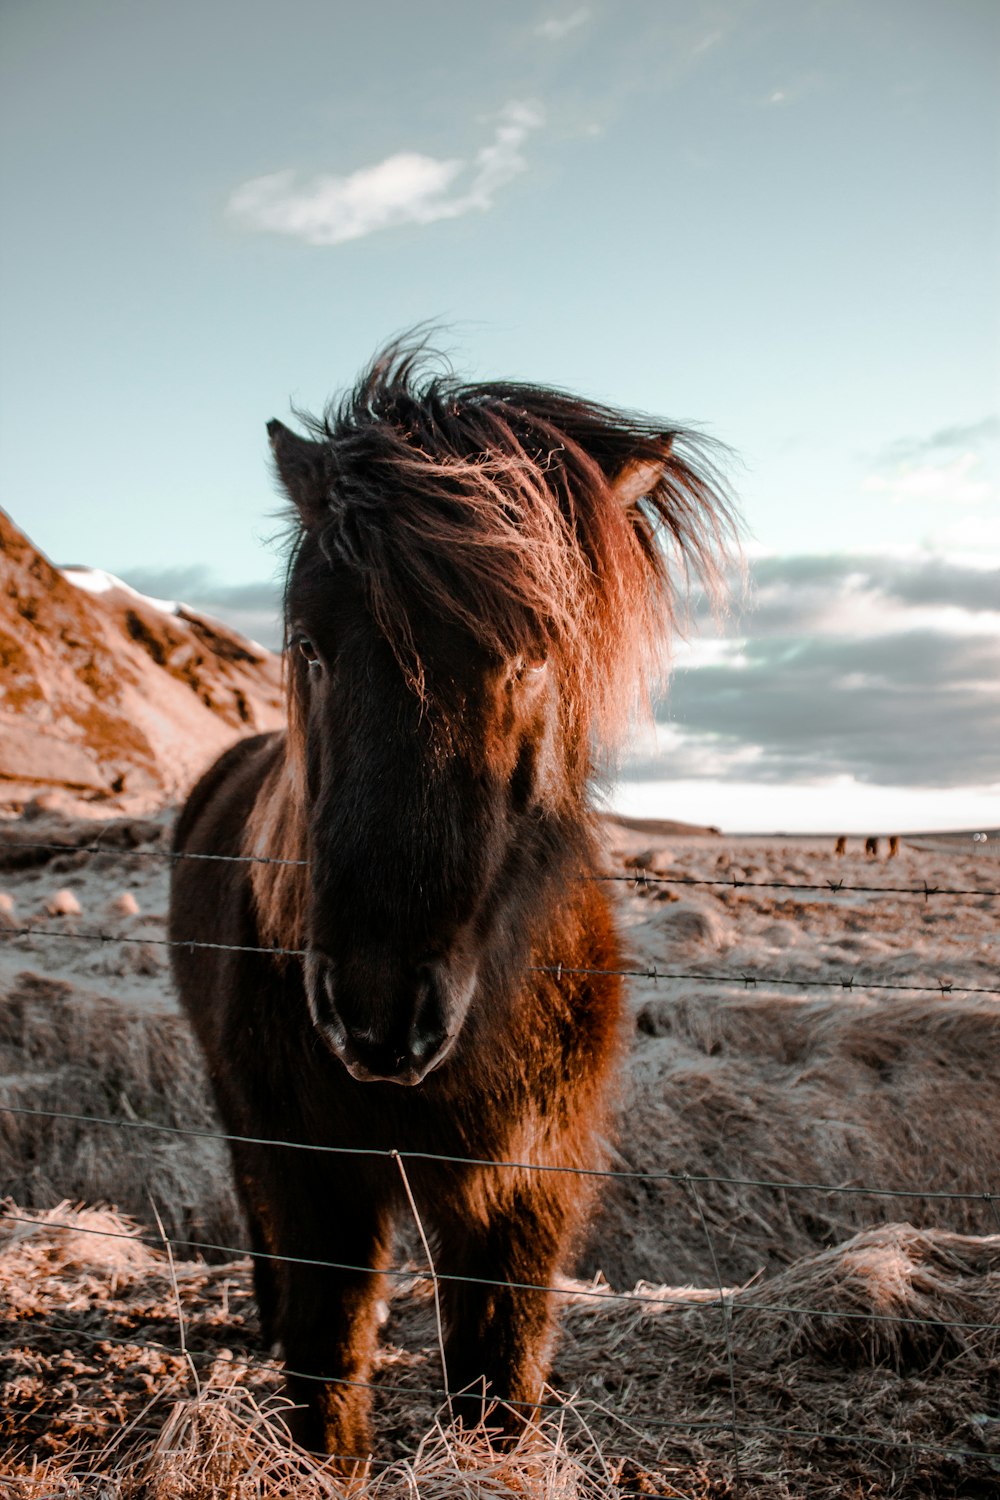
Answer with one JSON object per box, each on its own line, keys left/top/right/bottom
{"left": 287, "top": 337, "right": 739, "bottom": 747}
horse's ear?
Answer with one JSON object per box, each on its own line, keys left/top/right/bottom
{"left": 612, "top": 437, "right": 674, "bottom": 508}
{"left": 267, "top": 419, "right": 328, "bottom": 526}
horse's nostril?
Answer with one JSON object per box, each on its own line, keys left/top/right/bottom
{"left": 306, "top": 949, "right": 467, "bottom": 1083}
{"left": 304, "top": 955, "right": 339, "bottom": 1031}
{"left": 343, "top": 1018, "right": 380, "bottom": 1048}
{"left": 408, "top": 1029, "right": 448, "bottom": 1068}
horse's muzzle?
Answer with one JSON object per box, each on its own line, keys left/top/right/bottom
{"left": 304, "top": 951, "right": 466, "bottom": 1086}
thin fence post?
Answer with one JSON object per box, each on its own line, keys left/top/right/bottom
{"left": 682, "top": 1173, "right": 742, "bottom": 1495}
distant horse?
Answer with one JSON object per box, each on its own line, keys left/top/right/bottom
{"left": 888, "top": 835, "right": 900, "bottom": 858}
{"left": 169, "top": 340, "right": 735, "bottom": 1462}
{"left": 834, "top": 835, "right": 847, "bottom": 857}
{"left": 865, "top": 836, "right": 881, "bottom": 859}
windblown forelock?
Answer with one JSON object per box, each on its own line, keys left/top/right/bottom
{"left": 304, "top": 423, "right": 603, "bottom": 741}
{"left": 318, "top": 435, "right": 588, "bottom": 693}
{"left": 285, "top": 344, "right": 738, "bottom": 746}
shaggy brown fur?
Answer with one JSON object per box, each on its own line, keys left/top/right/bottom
{"left": 169, "top": 338, "right": 736, "bottom": 1468}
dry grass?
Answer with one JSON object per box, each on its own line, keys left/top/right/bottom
{"left": 4, "top": 1388, "right": 683, "bottom": 1500}
{"left": 587, "top": 989, "right": 1000, "bottom": 1287}
{"left": 4, "top": 970, "right": 999, "bottom": 1295}
{"left": 2, "top": 833, "right": 999, "bottom": 1494}
{"left": 2, "top": 1203, "right": 998, "bottom": 1498}
{"left": 0, "top": 970, "right": 243, "bottom": 1251}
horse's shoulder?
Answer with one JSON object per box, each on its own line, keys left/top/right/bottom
{"left": 174, "top": 731, "right": 283, "bottom": 853}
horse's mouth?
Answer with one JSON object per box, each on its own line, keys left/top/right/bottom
{"left": 306, "top": 949, "right": 475, "bottom": 1085}
{"left": 339, "top": 1029, "right": 458, "bottom": 1086}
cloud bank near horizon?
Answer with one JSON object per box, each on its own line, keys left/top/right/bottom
{"left": 639, "top": 553, "right": 1000, "bottom": 791}
{"left": 228, "top": 101, "right": 543, "bottom": 247}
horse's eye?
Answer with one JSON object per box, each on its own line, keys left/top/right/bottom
{"left": 510, "top": 655, "right": 547, "bottom": 685}
{"left": 295, "top": 638, "right": 322, "bottom": 669}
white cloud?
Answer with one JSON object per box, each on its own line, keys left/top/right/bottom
{"left": 748, "top": 574, "right": 1000, "bottom": 643}
{"left": 761, "top": 74, "right": 820, "bottom": 107}
{"left": 927, "top": 511, "right": 1000, "bottom": 559}
{"left": 536, "top": 9, "right": 590, "bottom": 41}
{"left": 862, "top": 451, "right": 993, "bottom": 508}
{"left": 229, "top": 154, "right": 462, "bottom": 244}
{"left": 228, "top": 101, "right": 544, "bottom": 247}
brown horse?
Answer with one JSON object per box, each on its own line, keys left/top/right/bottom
{"left": 169, "top": 340, "right": 735, "bottom": 1463}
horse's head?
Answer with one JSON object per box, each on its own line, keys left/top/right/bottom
{"left": 252, "top": 343, "right": 736, "bottom": 1085}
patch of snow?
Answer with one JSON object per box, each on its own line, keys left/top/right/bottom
{"left": 61, "top": 566, "right": 179, "bottom": 616}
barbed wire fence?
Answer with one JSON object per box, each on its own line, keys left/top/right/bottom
{"left": 0, "top": 831, "right": 998, "bottom": 1492}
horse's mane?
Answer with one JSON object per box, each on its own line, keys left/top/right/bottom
{"left": 284, "top": 337, "right": 738, "bottom": 745}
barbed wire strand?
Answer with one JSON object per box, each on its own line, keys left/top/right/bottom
{"left": 600, "top": 870, "right": 997, "bottom": 900}
{"left": 3, "top": 924, "right": 994, "bottom": 998}
{"left": 6, "top": 1099, "right": 999, "bottom": 1207}
{"left": 4, "top": 1101, "right": 998, "bottom": 1206}
{"left": 532, "top": 962, "right": 994, "bottom": 996}
{"left": 3, "top": 1209, "right": 998, "bottom": 1335}
{"left": 1, "top": 835, "right": 997, "bottom": 899}
{"left": 0, "top": 837, "right": 305, "bottom": 868}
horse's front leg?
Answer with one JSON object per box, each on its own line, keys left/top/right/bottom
{"left": 433, "top": 1179, "right": 578, "bottom": 1437}
{"left": 256, "top": 1158, "right": 395, "bottom": 1467}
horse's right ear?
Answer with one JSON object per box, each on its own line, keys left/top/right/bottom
{"left": 268, "top": 419, "right": 328, "bottom": 527}
{"left": 611, "top": 437, "right": 674, "bottom": 509}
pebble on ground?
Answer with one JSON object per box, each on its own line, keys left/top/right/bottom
{"left": 108, "top": 892, "right": 140, "bottom": 917}
{"left": 45, "top": 889, "right": 82, "bottom": 918}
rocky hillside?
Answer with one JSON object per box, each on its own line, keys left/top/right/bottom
{"left": 0, "top": 508, "right": 284, "bottom": 811}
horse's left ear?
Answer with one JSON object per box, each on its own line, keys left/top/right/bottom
{"left": 267, "top": 419, "right": 328, "bottom": 527}
{"left": 612, "top": 438, "right": 674, "bottom": 508}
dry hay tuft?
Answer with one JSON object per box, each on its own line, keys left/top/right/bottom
{"left": 0, "top": 971, "right": 241, "bottom": 1252}
{"left": 738, "top": 1222, "right": 1000, "bottom": 1368}
{"left": 2, "top": 1367, "right": 684, "bottom": 1499}
{"left": 552, "top": 1222, "right": 1000, "bottom": 1497}
{"left": 0, "top": 1198, "right": 159, "bottom": 1289}
{"left": 130, "top": 1382, "right": 636, "bottom": 1500}
{"left": 587, "top": 990, "right": 1000, "bottom": 1287}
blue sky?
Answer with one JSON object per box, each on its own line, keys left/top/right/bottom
{"left": 1, "top": 0, "right": 997, "bottom": 830}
